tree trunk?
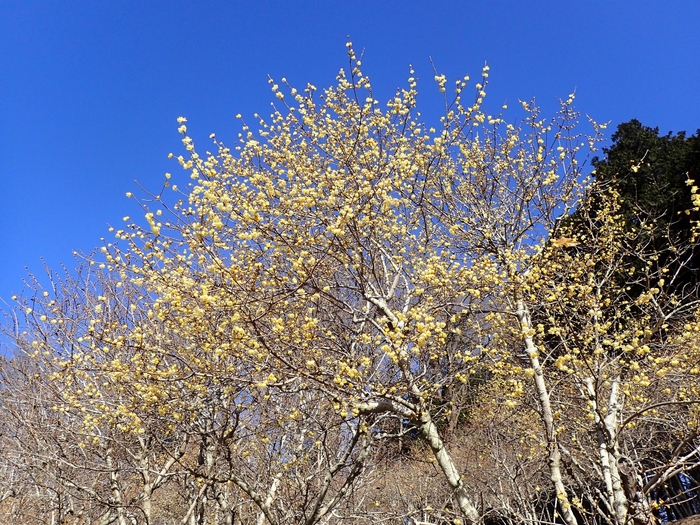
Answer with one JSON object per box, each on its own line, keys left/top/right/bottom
{"left": 106, "top": 448, "right": 129, "bottom": 525}
{"left": 618, "top": 456, "right": 656, "bottom": 525}
{"left": 516, "top": 300, "right": 578, "bottom": 525}
{"left": 418, "top": 409, "right": 480, "bottom": 525}
{"left": 586, "top": 377, "right": 629, "bottom": 525}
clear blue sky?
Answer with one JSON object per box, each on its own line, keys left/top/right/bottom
{"left": 1, "top": 1, "right": 699, "bottom": 302}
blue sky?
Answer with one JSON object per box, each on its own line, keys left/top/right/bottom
{"left": 1, "top": 1, "right": 699, "bottom": 303}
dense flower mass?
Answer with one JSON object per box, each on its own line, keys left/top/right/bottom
{"left": 2, "top": 47, "right": 700, "bottom": 525}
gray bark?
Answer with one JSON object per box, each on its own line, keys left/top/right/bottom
{"left": 516, "top": 300, "right": 578, "bottom": 525}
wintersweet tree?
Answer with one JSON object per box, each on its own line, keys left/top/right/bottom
{"left": 512, "top": 183, "right": 700, "bottom": 525}
{"left": 12, "top": 43, "right": 700, "bottom": 525}
{"left": 7, "top": 261, "right": 373, "bottom": 524}
{"left": 445, "top": 177, "right": 700, "bottom": 525}
{"left": 1, "top": 266, "right": 192, "bottom": 525}
{"left": 31, "top": 43, "right": 601, "bottom": 523}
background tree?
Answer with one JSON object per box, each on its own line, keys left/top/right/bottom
{"left": 585, "top": 119, "right": 700, "bottom": 296}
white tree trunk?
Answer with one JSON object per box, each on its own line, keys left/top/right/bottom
{"left": 516, "top": 300, "right": 578, "bottom": 525}
{"left": 603, "top": 377, "right": 630, "bottom": 525}
{"left": 358, "top": 397, "right": 480, "bottom": 524}
{"left": 105, "top": 448, "right": 129, "bottom": 525}
{"left": 256, "top": 473, "right": 281, "bottom": 525}
{"left": 418, "top": 410, "right": 480, "bottom": 524}
{"left": 585, "top": 377, "right": 629, "bottom": 524}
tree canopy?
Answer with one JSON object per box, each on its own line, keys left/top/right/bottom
{"left": 2, "top": 49, "right": 700, "bottom": 525}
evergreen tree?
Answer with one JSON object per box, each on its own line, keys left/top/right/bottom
{"left": 589, "top": 119, "right": 700, "bottom": 295}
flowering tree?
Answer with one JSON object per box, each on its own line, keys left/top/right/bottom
{"left": 4, "top": 44, "right": 700, "bottom": 525}
{"left": 513, "top": 181, "right": 700, "bottom": 525}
